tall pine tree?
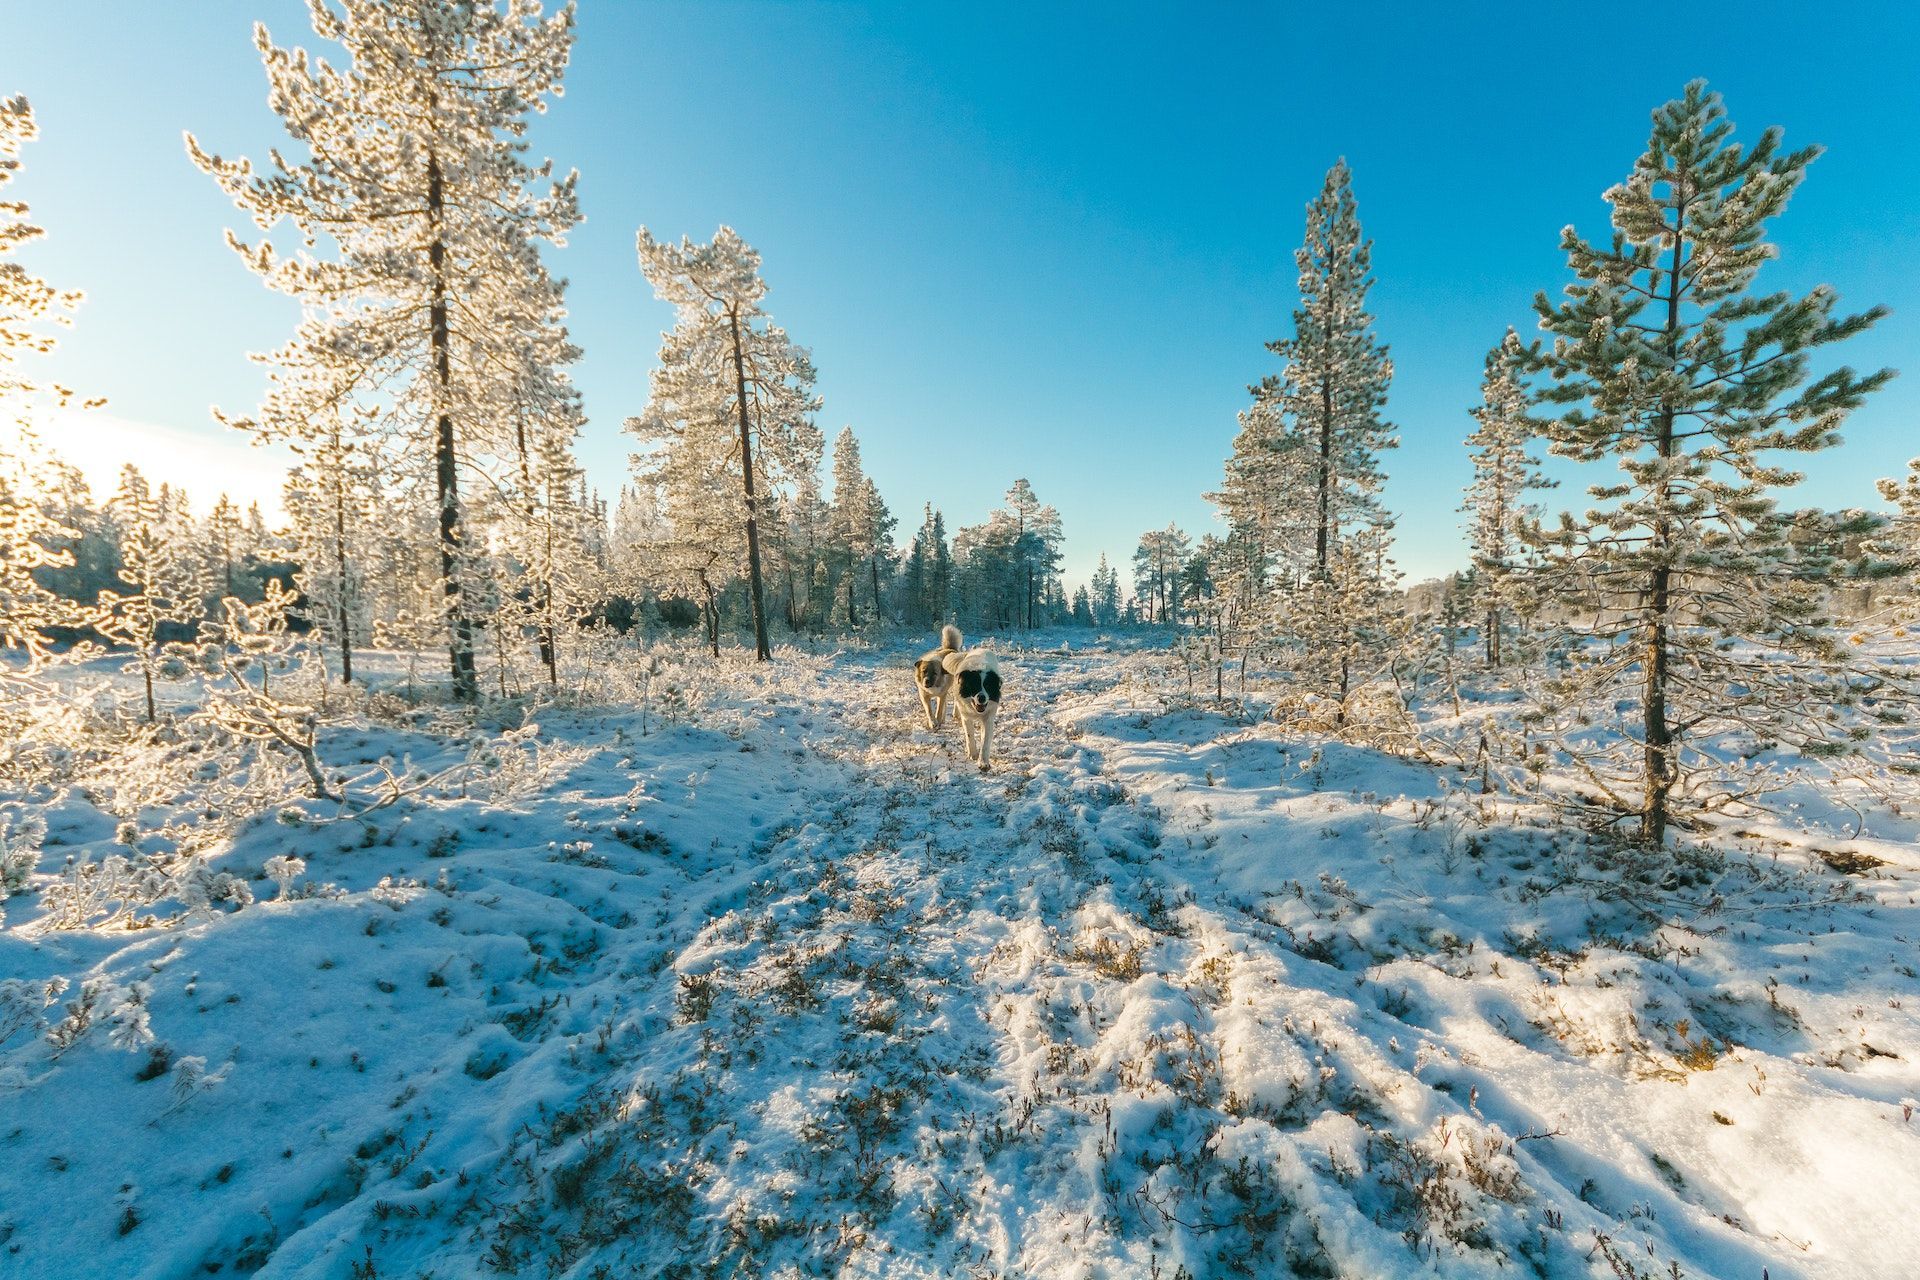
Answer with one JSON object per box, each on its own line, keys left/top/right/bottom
{"left": 1525, "top": 82, "right": 1892, "bottom": 846}
{"left": 1462, "top": 331, "right": 1552, "bottom": 667}
{"left": 189, "top": 0, "right": 582, "bottom": 702}
{"left": 632, "top": 226, "right": 821, "bottom": 661}
{"left": 1256, "top": 160, "right": 1394, "bottom": 579}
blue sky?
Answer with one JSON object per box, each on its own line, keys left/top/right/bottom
{"left": 8, "top": 1, "right": 1919, "bottom": 587}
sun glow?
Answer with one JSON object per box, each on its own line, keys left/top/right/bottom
{"left": 9, "top": 408, "right": 290, "bottom": 517}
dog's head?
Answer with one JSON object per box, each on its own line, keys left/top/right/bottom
{"left": 957, "top": 665, "right": 1001, "bottom": 715}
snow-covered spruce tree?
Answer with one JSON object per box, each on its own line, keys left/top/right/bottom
{"left": 0, "top": 432, "right": 93, "bottom": 678}
{"left": 1003, "top": 478, "right": 1063, "bottom": 629}
{"left": 368, "top": 481, "right": 447, "bottom": 700}
{"left": 1132, "top": 525, "right": 1191, "bottom": 624}
{"left": 1076, "top": 585, "right": 1098, "bottom": 626}
{"left": 859, "top": 474, "right": 896, "bottom": 627}
{"left": 1870, "top": 462, "right": 1920, "bottom": 617}
{"left": 631, "top": 226, "right": 822, "bottom": 660}
{"left": 188, "top": 0, "right": 581, "bottom": 703}
{"left": 1184, "top": 533, "right": 1233, "bottom": 700}
{"left": 282, "top": 411, "right": 374, "bottom": 684}
{"left": 827, "top": 426, "right": 876, "bottom": 627}
{"left": 776, "top": 474, "right": 830, "bottom": 631}
{"left": 1284, "top": 524, "right": 1409, "bottom": 728}
{"left": 505, "top": 409, "right": 596, "bottom": 684}
{"left": 1089, "top": 553, "right": 1121, "bottom": 625}
{"left": 200, "top": 494, "right": 246, "bottom": 606}
{"left": 1212, "top": 386, "right": 1322, "bottom": 604}
{"left": 1462, "top": 330, "right": 1553, "bottom": 668}
{"left": 899, "top": 504, "right": 953, "bottom": 628}
{"left": 1254, "top": 159, "right": 1394, "bottom": 579}
{"left": 98, "top": 466, "right": 203, "bottom": 723}
{"left": 626, "top": 390, "right": 749, "bottom": 658}
{"left": 1524, "top": 81, "right": 1893, "bottom": 846}
{"left": 950, "top": 516, "right": 1009, "bottom": 630}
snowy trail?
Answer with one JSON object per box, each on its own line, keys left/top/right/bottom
{"left": 4, "top": 641, "right": 1917, "bottom": 1278}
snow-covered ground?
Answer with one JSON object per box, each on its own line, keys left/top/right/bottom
{"left": 2, "top": 637, "right": 1917, "bottom": 1278}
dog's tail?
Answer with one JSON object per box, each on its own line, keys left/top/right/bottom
{"left": 940, "top": 624, "right": 963, "bottom": 652}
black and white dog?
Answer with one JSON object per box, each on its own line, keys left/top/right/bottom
{"left": 912, "top": 626, "right": 1003, "bottom": 771}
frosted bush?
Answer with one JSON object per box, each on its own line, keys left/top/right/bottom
{"left": 264, "top": 855, "right": 306, "bottom": 900}
{"left": 37, "top": 852, "right": 170, "bottom": 931}
{"left": 163, "top": 1054, "right": 230, "bottom": 1118}
{"left": 43, "top": 978, "right": 155, "bottom": 1057}
{"left": 0, "top": 814, "right": 45, "bottom": 898}
{"left": 105, "top": 982, "right": 155, "bottom": 1053}
{"left": 466, "top": 725, "right": 592, "bottom": 806}
{"left": 0, "top": 976, "right": 67, "bottom": 1049}
{"left": 369, "top": 875, "right": 424, "bottom": 909}
{"left": 45, "top": 977, "right": 109, "bottom": 1054}
{"left": 171, "top": 859, "right": 255, "bottom": 919}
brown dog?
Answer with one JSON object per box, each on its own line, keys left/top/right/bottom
{"left": 913, "top": 625, "right": 965, "bottom": 729}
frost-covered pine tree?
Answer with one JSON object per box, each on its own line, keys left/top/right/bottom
{"left": 631, "top": 226, "right": 822, "bottom": 660}
{"left": 0, "top": 432, "right": 93, "bottom": 677}
{"left": 282, "top": 413, "right": 373, "bottom": 684}
{"left": 368, "top": 487, "right": 448, "bottom": 700}
{"left": 1089, "top": 554, "right": 1121, "bottom": 626}
{"left": 507, "top": 412, "right": 596, "bottom": 684}
{"left": 1870, "top": 461, "right": 1920, "bottom": 614}
{"left": 1255, "top": 160, "right": 1394, "bottom": 579}
{"left": 1, "top": 95, "right": 96, "bottom": 413}
{"left": 627, "top": 376, "right": 748, "bottom": 658}
{"left": 1462, "top": 330, "right": 1553, "bottom": 667}
{"left": 1524, "top": 81, "right": 1893, "bottom": 846}
{"left": 1, "top": 97, "right": 102, "bottom": 678}
{"left": 827, "top": 426, "right": 877, "bottom": 627}
{"left": 1132, "top": 525, "right": 1191, "bottom": 624}
{"left": 899, "top": 504, "right": 953, "bottom": 627}
{"left": 777, "top": 474, "right": 831, "bottom": 631}
{"left": 859, "top": 475, "right": 896, "bottom": 626}
{"left": 200, "top": 494, "right": 246, "bottom": 605}
{"left": 98, "top": 466, "right": 202, "bottom": 722}
{"left": 188, "top": 0, "right": 582, "bottom": 702}
{"left": 1003, "top": 479, "right": 1063, "bottom": 629}
{"left": 1212, "top": 389, "right": 1324, "bottom": 601}
{"left": 1284, "top": 524, "right": 1408, "bottom": 726}
{"left": 1070, "top": 585, "right": 1093, "bottom": 627}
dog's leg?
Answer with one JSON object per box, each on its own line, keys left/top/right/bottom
{"left": 935, "top": 689, "right": 949, "bottom": 729}
{"left": 919, "top": 686, "right": 936, "bottom": 730}
{"left": 978, "top": 711, "right": 994, "bottom": 771}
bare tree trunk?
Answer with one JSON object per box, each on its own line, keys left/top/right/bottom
{"left": 1316, "top": 373, "right": 1333, "bottom": 578}
{"left": 427, "top": 149, "right": 479, "bottom": 702}
{"left": 727, "top": 309, "right": 771, "bottom": 661}
{"left": 334, "top": 467, "right": 353, "bottom": 685}
{"left": 1642, "top": 219, "right": 1687, "bottom": 848}
{"left": 701, "top": 575, "right": 719, "bottom": 659}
